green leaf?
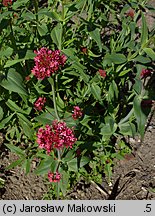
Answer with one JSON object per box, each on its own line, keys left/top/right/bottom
{"left": 133, "top": 55, "right": 151, "bottom": 63}
{"left": 22, "top": 11, "right": 35, "bottom": 21}
{"left": 51, "top": 23, "right": 63, "bottom": 49}
{"left": 38, "top": 11, "right": 60, "bottom": 21}
{"left": 62, "top": 150, "right": 74, "bottom": 162}
{"left": 104, "top": 163, "right": 112, "bottom": 183}
{"left": 100, "top": 123, "right": 117, "bottom": 136}
{"left": 0, "top": 47, "right": 13, "bottom": 58}
{"left": 108, "top": 80, "right": 118, "bottom": 101}
{"left": 35, "top": 111, "right": 55, "bottom": 125}
{"left": 133, "top": 78, "right": 142, "bottom": 95}
{"left": 80, "top": 156, "right": 90, "bottom": 168}
{"left": 0, "top": 69, "right": 28, "bottom": 95}
{"left": 4, "top": 50, "right": 35, "bottom": 68}
{"left": 119, "top": 122, "right": 136, "bottom": 136}
{"left": 133, "top": 96, "right": 147, "bottom": 138}
{"left": 18, "top": 116, "right": 34, "bottom": 140}
{"left": 88, "top": 50, "right": 101, "bottom": 57}
{"left": 88, "top": 27, "right": 102, "bottom": 52}
{"left": 5, "top": 158, "right": 24, "bottom": 170}
{"left": 24, "top": 50, "right": 36, "bottom": 59}
{"left": 4, "top": 59, "right": 23, "bottom": 68}
{"left": 110, "top": 53, "right": 127, "bottom": 64}
{"left": 56, "top": 94, "right": 65, "bottom": 109}
{"left": 37, "top": 23, "right": 48, "bottom": 36}
{"left": 73, "top": 62, "right": 89, "bottom": 83}
{"left": 17, "top": 113, "right": 32, "bottom": 126}
{"left": 143, "top": 48, "right": 155, "bottom": 61}
{"left": 12, "top": 0, "right": 29, "bottom": 9}
{"left": 62, "top": 48, "right": 89, "bottom": 81}
{"left": 50, "top": 160, "right": 59, "bottom": 173}
{"left": 67, "top": 158, "right": 78, "bottom": 172}
{"left": 0, "top": 107, "right": 4, "bottom": 121}
{"left": 119, "top": 69, "right": 131, "bottom": 77}
{"left": 119, "top": 108, "right": 134, "bottom": 124}
{"left": 24, "top": 159, "right": 31, "bottom": 175}
{"left": 0, "top": 113, "right": 14, "bottom": 129}
{"left": 141, "top": 12, "right": 148, "bottom": 46}
{"left": 5, "top": 143, "right": 25, "bottom": 157}
{"left": 6, "top": 99, "right": 29, "bottom": 115}
{"left": 35, "top": 156, "right": 54, "bottom": 175}
{"left": 91, "top": 83, "right": 101, "bottom": 101}
{"left": 59, "top": 170, "right": 69, "bottom": 196}
{"left": 62, "top": 49, "right": 89, "bottom": 83}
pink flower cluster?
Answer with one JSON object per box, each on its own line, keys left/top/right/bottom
{"left": 2, "top": 0, "right": 12, "bottom": 6}
{"left": 34, "top": 97, "right": 46, "bottom": 111}
{"left": 31, "top": 47, "right": 67, "bottom": 80}
{"left": 98, "top": 69, "right": 106, "bottom": 78}
{"left": 72, "top": 106, "right": 83, "bottom": 120}
{"left": 48, "top": 171, "right": 61, "bottom": 182}
{"left": 140, "top": 68, "right": 152, "bottom": 78}
{"left": 126, "top": 9, "right": 134, "bottom": 18}
{"left": 37, "top": 120, "right": 77, "bottom": 154}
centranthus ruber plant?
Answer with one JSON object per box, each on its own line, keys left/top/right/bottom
{"left": 0, "top": 0, "right": 154, "bottom": 199}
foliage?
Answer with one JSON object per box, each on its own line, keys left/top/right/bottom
{"left": 0, "top": 0, "right": 154, "bottom": 198}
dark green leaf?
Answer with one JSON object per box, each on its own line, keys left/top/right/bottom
{"left": 0, "top": 113, "right": 14, "bottom": 129}
{"left": 143, "top": 48, "right": 155, "bottom": 61}
{"left": 37, "top": 23, "right": 48, "bottom": 36}
{"left": 141, "top": 12, "right": 148, "bottom": 46}
{"left": 67, "top": 158, "right": 78, "bottom": 172}
{"left": 59, "top": 170, "right": 69, "bottom": 196}
{"left": 6, "top": 99, "right": 29, "bottom": 115}
{"left": 6, "top": 158, "right": 24, "bottom": 170}
{"left": 0, "top": 69, "right": 28, "bottom": 95}
{"left": 51, "top": 23, "right": 63, "bottom": 49}
{"left": 35, "top": 156, "right": 54, "bottom": 175}
{"left": 133, "top": 96, "right": 147, "bottom": 138}
{"left": 91, "top": 83, "right": 101, "bottom": 101}
{"left": 0, "top": 107, "right": 4, "bottom": 121}
{"left": 5, "top": 143, "right": 25, "bottom": 156}
{"left": 88, "top": 28, "right": 102, "bottom": 52}
{"left": 80, "top": 156, "right": 90, "bottom": 167}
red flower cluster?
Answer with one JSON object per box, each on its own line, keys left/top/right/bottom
{"left": 48, "top": 171, "right": 61, "bottom": 183}
{"left": 31, "top": 47, "right": 67, "bottom": 80}
{"left": 2, "top": 0, "right": 12, "bottom": 6}
{"left": 140, "top": 68, "right": 151, "bottom": 78}
{"left": 72, "top": 106, "right": 83, "bottom": 120}
{"left": 37, "top": 120, "right": 77, "bottom": 154}
{"left": 34, "top": 97, "right": 46, "bottom": 111}
{"left": 76, "top": 148, "right": 81, "bottom": 157}
{"left": 98, "top": 69, "right": 106, "bottom": 78}
{"left": 25, "top": 75, "right": 30, "bottom": 81}
{"left": 141, "top": 100, "right": 154, "bottom": 107}
{"left": 126, "top": 9, "right": 134, "bottom": 18}
{"left": 80, "top": 47, "right": 88, "bottom": 55}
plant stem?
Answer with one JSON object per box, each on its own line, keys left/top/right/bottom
{"left": 56, "top": 149, "right": 61, "bottom": 200}
{"left": 9, "top": 18, "right": 18, "bottom": 53}
{"left": 33, "top": 0, "right": 38, "bottom": 22}
{"left": 48, "top": 77, "right": 60, "bottom": 121}
{"left": 61, "top": 0, "right": 65, "bottom": 21}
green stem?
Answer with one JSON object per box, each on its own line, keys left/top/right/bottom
{"left": 61, "top": 0, "right": 65, "bottom": 21}
{"left": 9, "top": 18, "right": 18, "bottom": 53}
{"left": 48, "top": 77, "right": 60, "bottom": 121}
{"left": 57, "top": 149, "right": 61, "bottom": 200}
{"left": 33, "top": 0, "right": 38, "bottom": 21}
